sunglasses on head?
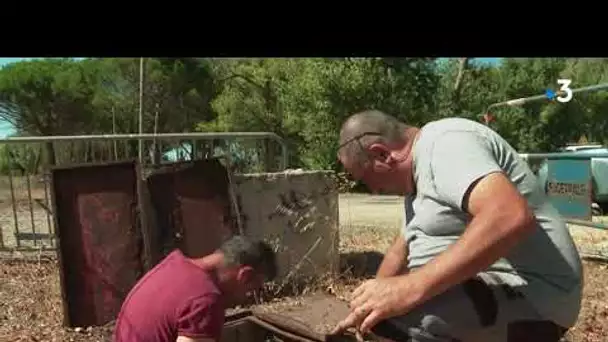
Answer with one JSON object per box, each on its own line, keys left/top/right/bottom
{"left": 337, "top": 132, "right": 383, "bottom": 151}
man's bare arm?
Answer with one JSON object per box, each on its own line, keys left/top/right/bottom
{"left": 408, "top": 172, "right": 536, "bottom": 305}
{"left": 177, "top": 336, "right": 215, "bottom": 342}
{"left": 376, "top": 234, "right": 408, "bottom": 278}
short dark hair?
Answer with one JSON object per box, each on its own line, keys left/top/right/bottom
{"left": 339, "top": 110, "right": 409, "bottom": 163}
{"left": 219, "top": 235, "right": 277, "bottom": 281}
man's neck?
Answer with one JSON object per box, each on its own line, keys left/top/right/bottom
{"left": 190, "top": 252, "right": 224, "bottom": 270}
{"left": 403, "top": 127, "right": 421, "bottom": 195}
{"left": 405, "top": 127, "right": 420, "bottom": 143}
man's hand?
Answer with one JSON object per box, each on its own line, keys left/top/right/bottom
{"left": 331, "top": 275, "right": 423, "bottom": 335}
{"left": 332, "top": 171, "right": 536, "bottom": 337}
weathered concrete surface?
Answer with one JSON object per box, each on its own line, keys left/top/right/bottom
{"left": 234, "top": 170, "right": 339, "bottom": 281}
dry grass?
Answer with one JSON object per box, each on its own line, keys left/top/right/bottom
{"left": 0, "top": 225, "right": 607, "bottom": 342}
{"left": 0, "top": 258, "right": 113, "bottom": 342}
{"left": 0, "top": 176, "right": 47, "bottom": 203}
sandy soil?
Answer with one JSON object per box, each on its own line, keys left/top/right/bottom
{"left": 339, "top": 193, "right": 608, "bottom": 257}
{"left": 0, "top": 193, "right": 606, "bottom": 341}
{"left": 1, "top": 224, "right": 607, "bottom": 342}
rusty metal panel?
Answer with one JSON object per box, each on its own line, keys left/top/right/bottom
{"left": 145, "top": 158, "right": 235, "bottom": 260}
{"left": 221, "top": 313, "right": 269, "bottom": 342}
{"left": 145, "top": 167, "right": 176, "bottom": 262}
{"left": 51, "top": 161, "right": 142, "bottom": 327}
{"left": 252, "top": 294, "right": 353, "bottom": 342}
{"left": 253, "top": 312, "right": 324, "bottom": 341}
{"left": 221, "top": 311, "right": 325, "bottom": 342}
{"left": 221, "top": 307, "right": 360, "bottom": 342}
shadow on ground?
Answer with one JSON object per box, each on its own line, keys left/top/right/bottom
{"left": 339, "top": 250, "right": 385, "bottom": 278}
{"left": 248, "top": 250, "right": 385, "bottom": 306}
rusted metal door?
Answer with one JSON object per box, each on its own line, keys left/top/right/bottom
{"left": 145, "top": 158, "right": 235, "bottom": 260}
{"left": 221, "top": 310, "right": 360, "bottom": 342}
{"left": 51, "top": 161, "right": 143, "bottom": 327}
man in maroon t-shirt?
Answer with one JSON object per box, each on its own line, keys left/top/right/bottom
{"left": 114, "top": 235, "right": 277, "bottom": 342}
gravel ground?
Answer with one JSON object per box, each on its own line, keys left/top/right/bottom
{"left": 1, "top": 226, "right": 607, "bottom": 342}
{"left": 0, "top": 192, "right": 606, "bottom": 341}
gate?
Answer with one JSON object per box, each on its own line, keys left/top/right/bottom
{"left": 0, "top": 132, "right": 288, "bottom": 252}
{"left": 52, "top": 160, "right": 142, "bottom": 327}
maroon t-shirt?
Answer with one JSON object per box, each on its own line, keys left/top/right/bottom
{"left": 114, "top": 250, "right": 224, "bottom": 342}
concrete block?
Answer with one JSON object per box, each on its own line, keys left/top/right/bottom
{"left": 233, "top": 170, "right": 339, "bottom": 281}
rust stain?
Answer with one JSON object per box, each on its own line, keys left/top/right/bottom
{"left": 146, "top": 158, "right": 235, "bottom": 259}
{"left": 52, "top": 161, "right": 142, "bottom": 327}
{"left": 51, "top": 158, "right": 236, "bottom": 328}
{"left": 252, "top": 294, "right": 354, "bottom": 341}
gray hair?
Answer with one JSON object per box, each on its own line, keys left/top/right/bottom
{"left": 338, "top": 110, "right": 409, "bottom": 163}
{"left": 219, "top": 235, "right": 277, "bottom": 281}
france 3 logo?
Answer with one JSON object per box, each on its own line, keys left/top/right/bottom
{"left": 546, "top": 79, "right": 573, "bottom": 103}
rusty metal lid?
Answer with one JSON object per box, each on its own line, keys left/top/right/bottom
{"left": 253, "top": 311, "right": 326, "bottom": 341}
{"left": 250, "top": 294, "right": 360, "bottom": 342}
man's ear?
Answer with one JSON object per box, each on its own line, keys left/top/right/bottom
{"left": 367, "top": 143, "right": 391, "bottom": 163}
{"left": 236, "top": 265, "right": 255, "bottom": 283}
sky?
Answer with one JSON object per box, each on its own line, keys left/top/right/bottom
{"left": 470, "top": 57, "right": 502, "bottom": 65}
{"left": 0, "top": 57, "right": 503, "bottom": 138}
{"left": 0, "top": 57, "right": 34, "bottom": 68}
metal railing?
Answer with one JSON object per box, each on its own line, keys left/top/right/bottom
{"left": 486, "top": 83, "right": 608, "bottom": 111}
{"left": 520, "top": 152, "right": 608, "bottom": 160}
{"left": 0, "top": 132, "right": 288, "bottom": 251}
{"left": 483, "top": 82, "right": 608, "bottom": 118}
{"left": 0, "top": 132, "right": 288, "bottom": 170}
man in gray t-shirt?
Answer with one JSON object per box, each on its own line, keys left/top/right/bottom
{"left": 332, "top": 110, "right": 583, "bottom": 342}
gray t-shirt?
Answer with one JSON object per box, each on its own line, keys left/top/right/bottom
{"left": 403, "top": 117, "right": 583, "bottom": 327}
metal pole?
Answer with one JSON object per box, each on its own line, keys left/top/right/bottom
{"left": 491, "top": 82, "right": 608, "bottom": 109}
{"left": 0, "top": 132, "right": 283, "bottom": 143}
{"left": 482, "top": 82, "right": 608, "bottom": 124}
{"left": 520, "top": 152, "right": 608, "bottom": 160}
{"left": 565, "top": 218, "right": 608, "bottom": 230}
{"left": 138, "top": 58, "right": 145, "bottom": 164}
{"left": 112, "top": 106, "right": 118, "bottom": 160}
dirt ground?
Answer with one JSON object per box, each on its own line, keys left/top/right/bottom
{"left": 1, "top": 224, "right": 607, "bottom": 342}
{"left": 0, "top": 192, "right": 607, "bottom": 341}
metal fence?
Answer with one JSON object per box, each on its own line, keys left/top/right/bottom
{"left": 0, "top": 132, "right": 288, "bottom": 251}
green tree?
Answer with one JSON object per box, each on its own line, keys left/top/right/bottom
{"left": 88, "top": 58, "right": 221, "bottom": 162}
{"left": 480, "top": 58, "right": 569, "bottom": 152}
{"left": 205, "top": 58, "right": 440, "bottom": 172}
{"left": 0, "top": 58, "right": 98, "bottom": 166}
{"left": 560, "top": 58, "right": 608, "bottom": 145}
